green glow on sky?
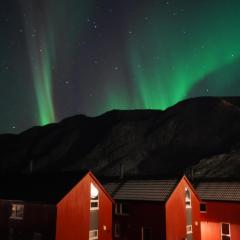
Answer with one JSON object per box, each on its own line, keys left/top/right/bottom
{"left": 22, "top": 0, "right": 94, "bottom": 125}
{"left": 24, "top": 16, "right": 56, "bottom": 126}
{"left": 127, "top": 0, "right": 240, "bottom": 110}
{"left": 31, "top": 40, "right": 55, "bottom": 125}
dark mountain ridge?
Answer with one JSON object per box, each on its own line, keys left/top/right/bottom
{"left": 1, "top": 97, "right": 240, "bottom": 179}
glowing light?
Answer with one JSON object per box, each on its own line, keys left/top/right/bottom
{"left": 90, "top": 183, "right": 99, "bottom": 198}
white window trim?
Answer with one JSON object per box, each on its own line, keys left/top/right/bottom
{"left": 115, "top": 203, "right": 128, "bottom": 215}
{"left": 90, "top": 199, "right": 99, "bottom": 210}
{"left": 186, "top": 225, "right": 192, "bottom": 234}
{"left": 10, "top": 204, "right": 24, "bottom": 220}
{"left": 89, "top": 229, "right": 98, "bottom": 240}
{"left": 185, "top": 187, "right": 191, "bottom": 209}
{"left": 90, "top": 183, "right": 99, "bottom": 211}
{"left": 221, "top": 222, "right": 231, "bottom": 239}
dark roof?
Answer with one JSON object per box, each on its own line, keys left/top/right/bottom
{"left": 0, "top": 171, "right": 88, "bottom": 204}
{"left": 104, "top": 179, "right": 178, "bottom": 202}
{"left": 196, "top": 181, "right": 240, "bottom": 202}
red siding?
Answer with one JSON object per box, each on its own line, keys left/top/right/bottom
{"left": 113, "top": 201, "right": 166, "bottom": 240}
{"left": 99, "top": 188, "right": 112, "bottom": 240}
{"left": 201, "top": 201, "right": 240, "bottom": 240}
{"left": 56, "top": 173, "right": 112, "bottom": 240}
{"left": 166, "top": 177, "right": 201, "bottom": 240}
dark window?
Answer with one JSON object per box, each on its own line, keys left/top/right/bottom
{"left": 200, "top": 203, "right": 207, "bottom": 212}
{"left": 221, "top": 223, "right": 230, "bottom": 240}
{"left": 115, "top": 203, "right": 129, "bottom": 215}
{"left": 8, "top": 228, "right": 14, "bottom": 240}
{"left": 115, "top": 203, "right": 121, "bottom": 214}
{"left": 222, "top": 237, "right": 230, "bottom": 240}
{"left": 222, "top": 223, "right": 230, "bottom": 235}
{"left": 90, "top": 201, "right": 98, "bottom": 209}
{"left": 114, "top": 224, "right": 120, "bottom": 238}
{"left": 142, "top": 227, "right": 152, "bottom": 240}
{"left": 33, "top": 233, "right": 42, "bottom": 240}
{"left": 121, "top": 203, "right": 129, "bottom": 214}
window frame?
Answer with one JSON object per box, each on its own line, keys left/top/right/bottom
{"left": 200, "top": 202, "right": 207, "bottom": 213}
{"left": 115, "top": 202, "right": 129, "bottom": 215}
{"left": 185, "top": 187, "right": 191, "bottom": 209}
{"left": 114, "top": 223, "right": 120, "bottom": 238}
{"left": 90, "top": 183, "right": 99, "bottom": 211}
{"left": 221, "top": 222, "right": 231, "bottom": 240}
{"left": 10, "top": 203, "right": 24, "bottom": 220}
{"left": 90, "top": 197, "right": 99, "bottom": 210}
{"left": 186, "top": 225, "right": 193, "bottom": 234}
{"left": 89, "top": 229, "right": 98, "bottom": 240}
{"left": 141, "top": 227, "right": 152, "bottom": 240}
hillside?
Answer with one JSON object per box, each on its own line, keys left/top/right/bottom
{"left": 1, "top": 97, "right": 240, "bottom": 179}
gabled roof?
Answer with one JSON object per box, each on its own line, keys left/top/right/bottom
{"left": 104, "top": 179, "right": 178, "bottom": 202}
{"left": 0, "top": 171, "right": 89, "bottom": 204}
{"left": 195, "top": 181, "right": 240, "bottom": 202}
{"left": 182, "top": 175, "right": 201, "bottom": 202}
{"left": 88, "top": 171, "right": 115, "bottom": 204}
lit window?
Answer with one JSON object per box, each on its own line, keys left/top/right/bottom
{"left": 89, "top": 229, "right": 98, "bottom": 240}
{"left": 90, "top": 183, "right": 99, "bottom": 210}
{"left": 221, "top": 223, "right": 231, "bottom": 240}
{"left": 185, "top": 187, "right": 191, "bottom": 208}
{"left": 10, "top": 204, "right": 24, "bottom": 219}
{"left": 200, "top": 203, "right": 207, "bottom": 213}
{"left": 115, "top": 202, "right": 129, "bottom": 215}
{"left": 114, "top": 224, "right": 120, "bottom": 238}
{"left": 186, "top": 225, "right": 192, "bottom": 234}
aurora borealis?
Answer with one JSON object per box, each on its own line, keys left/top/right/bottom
{"left": 1, "top": 0, "right": 240, "bottom": 133}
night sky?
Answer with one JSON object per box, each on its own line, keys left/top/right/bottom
{"left": 1, "top": 0, "right": 240, "bottom": 133}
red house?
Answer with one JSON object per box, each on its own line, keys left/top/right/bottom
{"left": 196, "top": 181, "right": 240, "bottom": 240}
{"left": 56, "top": 171, "right": 113, "bottom": 240}
{"left": 104, "top": 175, "right": 201, "bottom": 240}
{"left": 0, "top": 171, "right": 113, "bottom": 240}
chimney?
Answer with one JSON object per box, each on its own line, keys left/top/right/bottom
{"left": 30, "top": 160, "right": 33, "bottom": 174}
{"left": 120, "top": 164, "right": 124, "bottom": 179}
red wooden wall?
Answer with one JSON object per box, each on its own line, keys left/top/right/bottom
{"left": 201, "top": 201, "right": 240, "bottom": 240}
{"left": 113, "top": 201, "right": 166, "bottom": 240}
{"left": 166, "top": 177, "right": 201, "bottom": 240}
{"left": 55, "top": 173, "right": 112, "bottom": 240}
{"left": 98, "top": 187, "right": 113, "bottom": 240}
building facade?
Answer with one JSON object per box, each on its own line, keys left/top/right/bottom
{"left": 56, "top": 172, "right": 113, "bottom": 240}
{"left": 104, "top": 176, "right": 201, "bottom": 240}
{"left": 196, "top": 181, "right": 240, "bottom": 240}
{"left": 0, "top": 171, "right": 113, "bottom": 240}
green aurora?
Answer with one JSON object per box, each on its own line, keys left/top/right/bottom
{"left": 4, "top": 0, "right": 240, "bottom": 132}
{"left": 125, "top": 1, "right": 240, "bottom": 110}
{"left": 22, "top": 0, "right": 94, "bottom": 125}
